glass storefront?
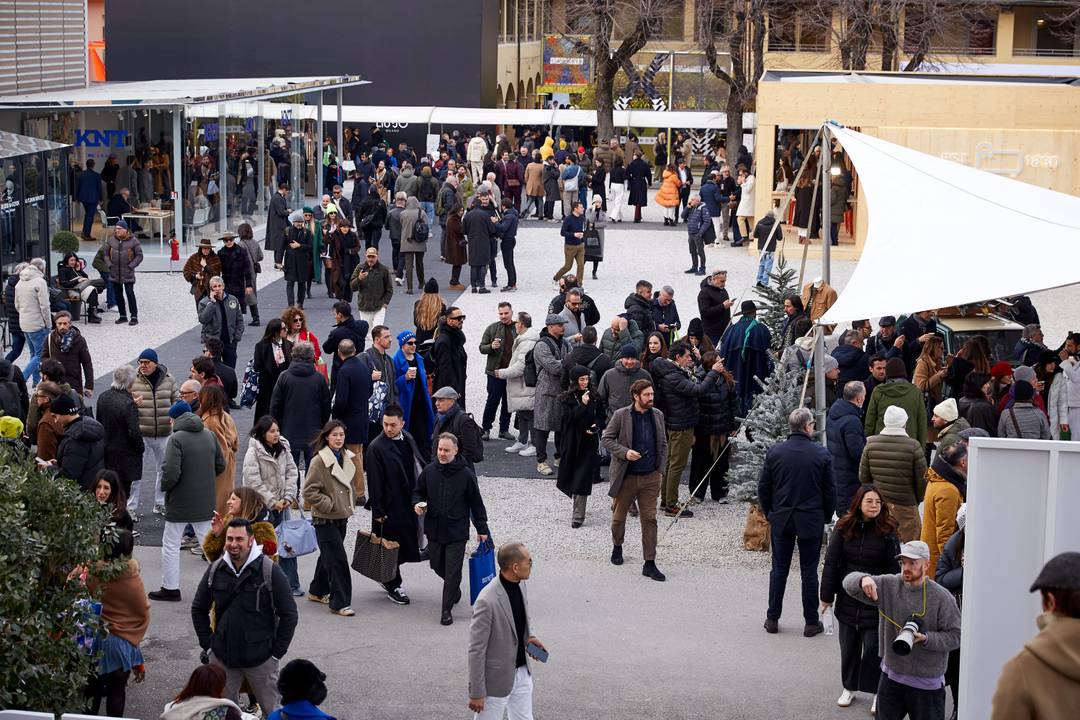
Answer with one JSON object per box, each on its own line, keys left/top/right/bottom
{"left": 0, "top": 135, "right": 70, "bottom": 274}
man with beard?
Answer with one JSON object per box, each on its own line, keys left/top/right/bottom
{"left": 365, "top": 405, "right": 425, "bottom": 605}
{"left": 431, "top": 307, "right": 468, "bottom": 408}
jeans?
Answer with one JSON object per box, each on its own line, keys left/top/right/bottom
{"left": 420, "top": 200, "right": 435, "bottom": 227}
{"left": 99, "top": 271, "right": 116, "bottom": 307}
{"left": 482, "top": 375, "right": 510, "bottom": 434}
{"left": 730, "top": 212, "right": 742, "bottom": 244}
{"left": 81, "top": 201, "right": 97, "bottom": 237}
{"left": 428, "top": 539, "right": 467, "bottom": 613}
{"left": 474, "top": 665, "right": 533, "bottom": 720}
{"left": 756, "top": 251, "right": 775, "bottom": 285}
{"left": 4, "top": 329, "right": 25, "bottom": 364}
{"left": 687, "top": 232, "right": 706, "bottom": 270}
{"left": 501, "top": 239, "right": 517, "bottom": 287}
{"left": 470, "top": 264, "right": 486, "bottom": 289}
{"left": 161, "top": 520, "right": 212, "bottom": 590}
{"left": 516, "top": 410, "right": 533, "bottom": 444}
{"left": 268, "top": 509, "right": 301, "bottom": 591}
{"left": 876, "top": 674, "right": 946, "bottom": 720}
{"left": 129, "top": 434, "right": 169, "bottom": 512}
{"left": 767, "top": 524, "right": 822, "bottom": 624}
{"left": 310, "top": 518, "right": 351, "bottom": 611}
{"left": 24, "top": 327, "right": 50, "bottom": 383}
{"left": 113, "top": 282, "right": 138, "bottom": 319}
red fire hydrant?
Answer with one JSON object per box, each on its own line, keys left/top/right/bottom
{"left": 170, "top": 235, "right": 180, "bottom": 261}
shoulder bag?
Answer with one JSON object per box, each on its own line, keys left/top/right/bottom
{"left": 275, "top": 506, "right": 318, "bottom": 559}
{"left": 352, "top": 519, "right": 400, "bottom": 583}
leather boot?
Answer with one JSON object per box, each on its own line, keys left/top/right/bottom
{"left": 86, "top": 306, "right": 102, "bottom": 324}
{"left": 248, "top": 304, "right": 261, "bottom": 326}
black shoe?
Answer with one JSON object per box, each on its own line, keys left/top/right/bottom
{"left": 764, "top": 618, "right": 779, "bottom": 634}
{"left": 663, "top": 505, "right": 693, "bottom": 518}
{"left": 386, "top": 588, "right": 410, "bottom": 605}
{"left": 248, "top": 318, "right": 261, "bottom": 326}
{"left": 591, "top": 273, "right": 598, "bottom": 280}
{"left": 148, "top": 587, "right": 182, "bottom": 602}
{"left": 571, "top": 520, "right": 582, "bottom": 529}
{"left": 128, "top": 318, "right": 138, "bottom": 326}
{"left": 610, "top": 545, "right": 623, "bottom": 566}
{"left": 804, "top": 622, "right": 825, "bottom": 638}
{"left": 228, "top": 401, "right": 241, "bottom": 410}
{"left": 642, "top": 561, "right": 666, "bottom": 582}
{"left": 684, "top": 267, "right": 698, "bottom": 274}
{"left": 419, "top": 547, "right": 430, "bottom": 561}
{"left": 480, "top": 430, "right": 492, "bottom": 441}
{"left": 114, "top": 316, "right": 128, "bottom": 324}
{"left": 477, "top": 287, "right": 491, "bottom": 294}
{"left": 86, "top": 310, "right": 102, "bottom": 324}
{"left": 440, "top": 610, "right": 453, "bottom": 626}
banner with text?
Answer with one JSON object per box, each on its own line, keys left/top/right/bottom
{"left": 539, "top": 35, "right": 590, "bottom": 94}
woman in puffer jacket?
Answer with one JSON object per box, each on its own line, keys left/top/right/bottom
{"left": 689, "top": 351, "right": 739, "bottom": 502}
{"left": 242, "top": 415, "right": 300, "bottom": 594}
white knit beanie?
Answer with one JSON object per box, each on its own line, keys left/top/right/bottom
{"left": 883, "top": 405, "right": 908, "bottom": 430}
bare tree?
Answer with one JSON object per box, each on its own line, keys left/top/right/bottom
{"left": 566, "top": 0, "right": 679, "bottom": 142}
{"left": 697, "top": 0, "right": 769, "bottom": 156}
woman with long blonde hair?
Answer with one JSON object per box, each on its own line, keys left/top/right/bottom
{"left": 413, "top": 278, "right": 446, "bottom": 344}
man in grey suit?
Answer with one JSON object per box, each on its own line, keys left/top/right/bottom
{"left": 602, "top": 378, "right": 669, "bottom": 582}
{"left": 468, "top": 542, "right": 546, "bottom": 719}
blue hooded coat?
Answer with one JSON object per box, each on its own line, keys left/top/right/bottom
{"left": 393, "top": 329, "right": 434, "bottom": 443}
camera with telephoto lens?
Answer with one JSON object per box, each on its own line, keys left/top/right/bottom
{"left": 892, "top": 616, "right": 923, "bottom": 656}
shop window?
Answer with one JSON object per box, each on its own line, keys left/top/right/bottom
{"left": 22, "top": 154, "right": 45, "bottom": 262}
{"left": 0, "top": 160, "right": 20, "bottom": 270}
{"left": 768, "top": 5, "right": 797, "bottom": 51}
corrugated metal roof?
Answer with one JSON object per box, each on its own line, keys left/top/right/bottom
{"left": 0, "top": 130, "right": 70, "bottom": 159}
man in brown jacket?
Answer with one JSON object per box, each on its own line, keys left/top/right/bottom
{"left": 858, "top": 404, "right": 927, "bottom": 542}
{"left": 992, "top": 552, "right": 1080, "bottom": 720}
{"left": 601, "top": 378, "right": 668, "bottom": 582}
{"left": 42, "top": 311, "right": 94, "bottom": 398}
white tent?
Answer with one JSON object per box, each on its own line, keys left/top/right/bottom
{"left": 819, "top": 125, "right": 1080, "bottom": 325}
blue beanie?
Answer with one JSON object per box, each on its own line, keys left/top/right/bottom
{"left": 618, "top": 343, "right": 638, "bottom": 360}
{"left": 168, "top": 400, "right": 191, "bottom": 419}
{"left": 115, "top": 219, "right": 129, "bottom": 231}
{"left": 138, "top": 348, "right": 158, "bottom": 363}
{"left": 397, "top": 329, "right": 417, "bottom": 347}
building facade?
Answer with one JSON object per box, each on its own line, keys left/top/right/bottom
{"left": 0, "top": 0, "right": 87, "bottom": 95}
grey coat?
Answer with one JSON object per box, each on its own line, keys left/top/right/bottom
{"left": 399, "top": 197, "right": 426, "bottom": 253}
{"left": 198, "top": 294, "right": 245, "bottom": 345}
{"left": 601, "top": 404, "right": 668, "bottom": 498}
{"left": 532, "top": 331, "right": 572, "bottom": 432}
{"left": 104, "top": 235, "right": 144, "bottom": 284}
{"left": 265, "top": 191, "right": 290, "bottom": 252}
{"left": 597, "top": 361, "right": 652, "bottom": 424}
{"left": 468, "top": 576, "right": 532, "bottom": 701}
{"left": 240, "top": 236, "right": 264, "bottom": 303}
{"left": 998, "top": 402, "right": 1052, "bottom": 439}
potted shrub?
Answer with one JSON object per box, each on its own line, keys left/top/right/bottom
{"left": 51, "top": 230, "right": 82, "bottom": 255}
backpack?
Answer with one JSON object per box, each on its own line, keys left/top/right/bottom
{"left": 456, "top": 412, "right": 485, "bottom": 464}
{"left": 413, "top": 211, "right": 430, "bottom": 242}
{"left": 207, "top": 554, "right": 276, "bottom": 618}
{"left": 0, "top": 366, "right": 21, "bottom": 418}
{"left": 584, "top": 353, "right": 606, "bottom": 390}
{"left": 524, "top": 336, "right": 559, "bottom": 389}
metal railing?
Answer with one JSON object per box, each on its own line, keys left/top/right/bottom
{"left": 766, "top": 41, "right": 830, "bottom": 53}
{"left": 1013, "top": 46, "right": 1080, "bottom": 57}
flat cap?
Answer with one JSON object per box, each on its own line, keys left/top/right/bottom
{"left": 432, "top": 386, "right": 460, "bottom": 400}
{"left": 1030, "top": 552, "right": 1080, "bottom": 592}
{"left": 545, "top": 313, "right": 567, "bottom": 326}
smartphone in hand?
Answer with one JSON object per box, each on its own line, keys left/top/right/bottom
{"left": 526, "top": 641, "right": 548, "bottom": 663}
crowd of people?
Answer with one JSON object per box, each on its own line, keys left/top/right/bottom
{"left": 2, "top": 124, "right": 1078, "bottom": 720}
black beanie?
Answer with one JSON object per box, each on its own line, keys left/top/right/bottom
{"left": 1014, "top": 380, "right": 1035, "bottom": 403}
{"left": 423, "top": 277, "right": 439, "bottom": 294}
{"left": 885, "top": 358, "right": 907, "bottom": 380}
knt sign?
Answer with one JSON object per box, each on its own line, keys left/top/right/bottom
{"left": 74, "top": 129, "right": 129, "bottom": 148}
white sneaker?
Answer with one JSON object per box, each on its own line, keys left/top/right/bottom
{"left": 536, "top": 461, "right": 553, "bottom": 476}
{"left": 394, "top": 276, "right": 403, "bottom": 286}
{"left": 837, "top": 690, "right": 855, "bottom": 707}
{"left": 504, "top": 441, "right": 526, "bottom": 453}
{"left": 518, "top": 444, "right": 536, "bottom": 457}
{"left": 870, "top": 694, "right": 877, "bottom": 715}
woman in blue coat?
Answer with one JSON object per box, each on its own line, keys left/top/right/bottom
{"left": 393, "top": 329, "right": 434, "bottom": 462}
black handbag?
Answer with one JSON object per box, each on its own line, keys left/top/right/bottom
{"left": 351, "top": 519, "right": 399, "bottom": 583}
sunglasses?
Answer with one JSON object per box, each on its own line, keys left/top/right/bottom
{"left": 450, "top": 315, "right": 465, "bottom": 321}
{"left": 404, "top": 340, "right": 416, "bottom": 346}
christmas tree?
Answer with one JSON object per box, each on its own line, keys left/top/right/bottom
{"left": 753, "top": 254, "right": 799, "bottom": 353}
{"left": 728, "top": 362, "right": 808, "bottom": 502}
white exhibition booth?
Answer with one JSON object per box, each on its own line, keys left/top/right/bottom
{"left": 815, "top": 125, "right": 1080, "bottom": 719}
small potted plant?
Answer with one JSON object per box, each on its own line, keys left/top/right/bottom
{"left": 51, "top": 230, "right": 82, "bottom": 255}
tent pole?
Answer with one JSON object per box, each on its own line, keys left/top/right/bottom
{"left": 821, "top": 128, "right": 831, "bottom": 286}
{"left": 316, "top": 92, "right": 324, "bottom": 202}
{"left": 813, "top": 324, "right": 827, "bottom": 446}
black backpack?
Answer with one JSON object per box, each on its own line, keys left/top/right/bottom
{"left": 525, "top": 337, "right": 558, "bottom": 389}
{"left": 413, "top": 211, "right": 430, "bottom": 242}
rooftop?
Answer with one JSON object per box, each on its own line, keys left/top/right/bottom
{"left": 0, "top": 130, "right": 70, "bottom": 159}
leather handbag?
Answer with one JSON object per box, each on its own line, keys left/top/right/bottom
{"left": 275, "top": 507, "right": 318, "bottom": 559}
{"left": 743, "top": 503, "right": 771, "bottom": 552}
{"left": 351, "top": 520, "right": 400, "bottom": 583}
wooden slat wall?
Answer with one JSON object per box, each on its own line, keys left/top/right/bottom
{"left": 0, "top": 0, "right": 87, "bottom": 96}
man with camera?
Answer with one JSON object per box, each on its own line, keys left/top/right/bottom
{"left": 843, "top": 540, "right": 961, "bottom": 719}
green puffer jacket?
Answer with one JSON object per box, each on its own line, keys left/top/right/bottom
{"left": 858, "top": 433, "right": 928, "bottom": 507}
{"left": 132, "top": 365, "right": 179, "bottom": 439}
{"left": 863, "top": 379, "right": 928, "bottom": 442}
{"left": 161, "top": 412, "right": 225, "bottom": 523}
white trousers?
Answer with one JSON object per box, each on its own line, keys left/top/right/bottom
{"left": 710, "top": 216, "right": 725, "bottom": 242}
{"left": 608, "top": 183, "right": 625, "bottom": 221}
{"left": 358, "top": 308, "right": 387, "bottom": 329}
{"left": 161, "top": 520, "right": 212, "bottom": 590}
{"left": 128, "top": 434, "right": 169, "bottom": 512}
{"left": 471, "top": 161, "right": 484, "bottom": 184}
{"left": 475, "top": 666, "right": 533, "bottom": 720}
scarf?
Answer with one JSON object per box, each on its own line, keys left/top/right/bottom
{"left": 59, "top": 328, "right": 78, "bottom": 353}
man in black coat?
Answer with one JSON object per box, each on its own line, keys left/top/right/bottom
{"left": 431, "top": 387, "right": 483, "bottom": 471}
{"left": 270, "top": 342, "right": 331, "bottom": 474}
{"left": 217, "top": 232, "right": 254, "bottom": 311}
{"left": 825, "top": 381, "right": 867, "bottom": 515}
{"left": 265, "top": 183, "right": 291, "bottom": 253}
{"left": 626, "top": 151, "right": 652, "bottom": 223}
{"left": 623, "top": 280, "right": 655, "bottom": 335}
{"left": 462, "top": 197, "right": 496, "bottom": 292}
{"left": 203, "top": 337, "right": 238, "bottom": 406}
{"left": 899, "top": 310, "right": 938, "bottom": 376}
{"left": 832, "top": 329, "right": 871, "bottom": 390}
{"left": 323, "top": 301, "right": 370, "bottom": 387}
{"left": 758, "top": 407, "right": 835, "bottom": 636}
{"left": 331, "top": 339, "right": 372, "bottom": 495}
{"left": 697, "top": 270, "right": 733, "bottom": 345}
{"left": 274, "top": 212, "right": 312, "bottom": 309}
{"left": 192, "top": 518, "right": 298, "bottom": 711}
{"left": 547, "top": 276, "right": 600, "bottom": 326}
{"left": 413, "top": 432, "right": 489, "bottom": 625}
{"left": 431, "top": 310, "right": 468, "bottom": 408}
{"left": 365, "top": 405, "right": 425, "bottom": 605}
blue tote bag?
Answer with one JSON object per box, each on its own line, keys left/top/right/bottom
{"left": 468, "top": 538, "right": 496, "bottom": 605}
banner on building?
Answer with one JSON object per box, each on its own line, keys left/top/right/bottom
{"left": 539, "top": 35, "right": 590, "bottom": 94}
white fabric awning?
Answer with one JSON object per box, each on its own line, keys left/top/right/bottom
{"left": 820, "top": 125, "right": 1080, "bottom": 324}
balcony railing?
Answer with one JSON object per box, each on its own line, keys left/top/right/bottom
{"left": 904, "top": 45, "right": 996, "bottom": 56}
{"left": 1013, "top": 47, "right": 1080, "bottom": 57}
{"left": 766, "top": 42, "right": 830, "bottom": 53}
